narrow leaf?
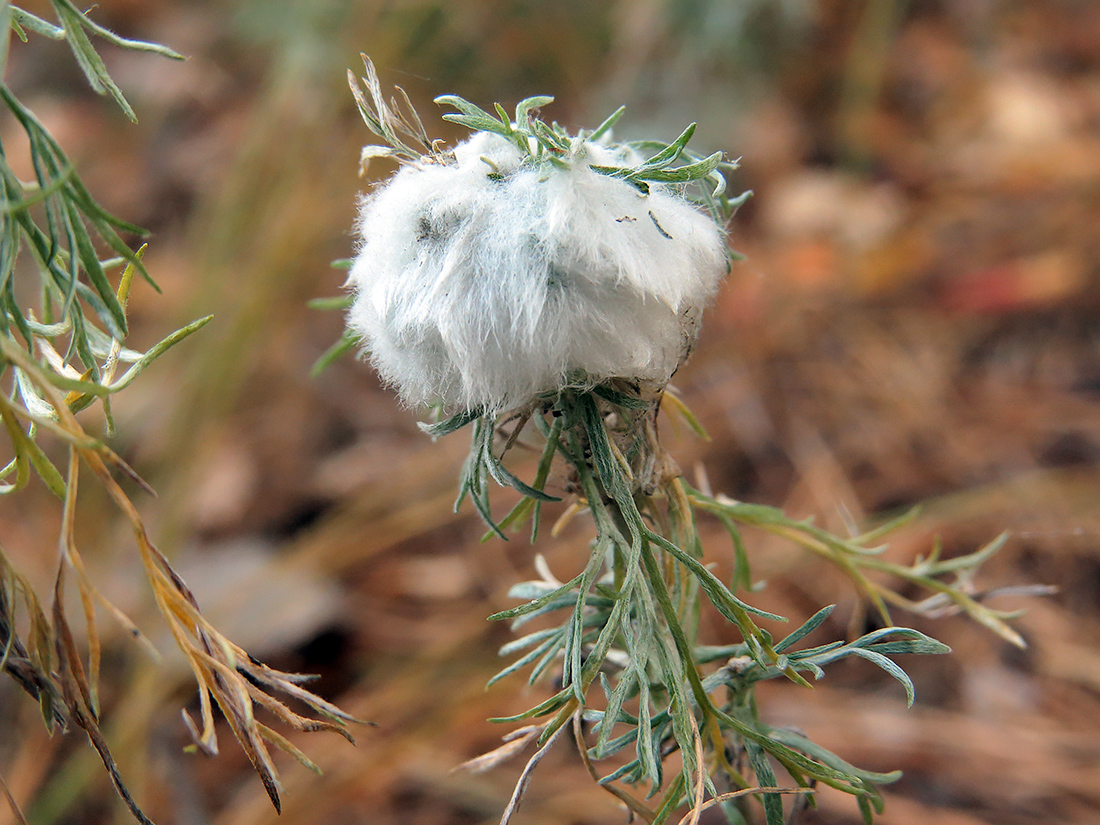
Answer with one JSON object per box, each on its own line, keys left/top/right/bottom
{"left": 638, "top": 123, "right": 696, "bottom": 170}
{"left": 310, "top": 330, "right": 357, "bottom": 377}
{"left": 57, "top": 0, "right": 184, "bottom": 60}
{"left": 775, "top": 606, "right": 835, "bottom": 653}
{"left": 110, "top": 315, "right": 213, "bottom": 391}
{"left": 746, "top": 742, "right": 785, "bottom": 825}
{"left": 515, "top": 95, "right": 554, "bottom": 127}
{"left": 51, "top": 2, "right": 137, "bottom": 121}
{"left": 418, "top": 407, "right": 481, "bottom": 438}
{"left": 588, "top": 105, "right": 625, "bottom": 142}
{"left": 632, "top": 152, "right": 722, "bottom": 184}
{"left": 850, "top": 648, "right": 917, "bottom": 707}
{"left": 489, "top": 573, "right": 583, "bottom": 621}
{"left": 10, "top": 8, "right": 65, "bottom": 39}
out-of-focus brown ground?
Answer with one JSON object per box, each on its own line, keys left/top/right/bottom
{"left": 2, "top": 2, "right": 1100, "bottom": 823}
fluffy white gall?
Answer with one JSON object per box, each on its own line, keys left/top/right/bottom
{"left": 346, "top": 132, "right": 728, "bottom": 413}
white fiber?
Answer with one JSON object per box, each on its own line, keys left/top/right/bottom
{"left": 346, "top": 132, "right": 728, "bottom": 413}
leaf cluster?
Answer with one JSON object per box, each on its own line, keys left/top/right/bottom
{"left": 1, "top": 2, "right": 198, "bottom": 460}
{"left": 348, "top": 55, "right": 747, "bottom": 227}
{"left": 433, "top": 387, "right": 1019, "bottom": 825}
{"left": 4, "top": 2, "right": 184, "bottom": 121}
{"left": 1, "top": 8, "right": 359, "bottom": 823}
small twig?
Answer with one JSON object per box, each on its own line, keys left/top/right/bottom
{"left": 673, "top": 787, "right": 815, "bottom": 825}
{"left": 572, "top": 710, "right": 656, "bottom": 824}
{"left": 683, "top": 712, "right": 706, "bottom": 825}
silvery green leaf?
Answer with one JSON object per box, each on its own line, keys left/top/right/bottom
{"left": 850, "top": 648, "right": 917, "bottom": 706}
{"left": 435, "top": 95, "right": 510, "bottom": 134}
{"left": 769, "top": 729, "right": 902, "bottom": 786}
{"left": 61, "top": 2, "right": 184, "bottom": 60}
{"left": 309, "top": 330, "right": 358, "bottom": 378}
{"left": 514, "top": 96, "right": 553, "bottom": 126}
{"left": 867, "top": 639, "right": 952, "bottom": 656}
{"left": 630, "top": 152, "right": 722, "bottom": 184}
{"left": 528, "top": 635, "right": 565, "bottom": 685}
{"left": 10, "top": 8, "right": 65, "bottom": 39}
{"left": 588, "top": 105, "right": 625, "bottom": 142}
{"left": 418, "top": 407, "right": 480, "bottom": 437}
{"left": 108, "top": 316, "right": 213, "bottom": 392}
{"left": 529, "top": 117, "right": 569, "bottom": 152}
{"left": 490, "top": 574, "right": 583, "bottom": 621}
{"left": 637, "top": 123, "right": 696, "bottom": 171}
{"left": 595, "top": 669, "right": 637, "bottom": 757}
{"left": 499, "top": 627, "right": 560, "bottom": 657}
{"left": 52, "top": 1, "right": 137, "bottom": 121}
{"left": 746, "top": 741, "right": 785, "bottom": 825}
{"left": 505, "top": 581, "right": 560, "bottom": 601}
{"left": 488, "top": 634, "right": 561, "bottom": 687}
{"left": 775, "top": 605, "right": 835, "bottom": 652}
{"left": 592, "top": 383, "right": 648, "bottom": 409}
{"left": 488, "top": 687, "right": 571, "bottom": 723}
{"left": 480, "top": 433, "right": 560, "bottom": 502}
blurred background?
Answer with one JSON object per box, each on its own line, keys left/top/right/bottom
{"left": 2, "top": 0, "right": 1100, "bottom": 823}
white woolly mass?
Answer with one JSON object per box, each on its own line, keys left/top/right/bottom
{"left": 346, "top": 132, "right": 729, "bottom": 412}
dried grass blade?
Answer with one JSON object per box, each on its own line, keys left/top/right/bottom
{"left": 256, "top": 723, "right": 323, "bottom": 775}
{"left": 457, "top": 725, "right": 542, "bottom": 774}
{"left": 242, "top": 678, "right": 357, "bottom": 743}
{"left": 59, "top": 446, "right": 101, "bottom": 715}
{"left": 3, "top": 316, "right": 358, "bottom": 816}
{"left": 239, "top": 660, "right": 363, "bottom": 727}
{"left": 500, "top": 720, "right": 568, "bottom": 825}
{"left": 0, "top": 769, "right": 30, "bottom": 825}
{"left": 74, "top": 706, "right": 156, "bottom": 825}
{"left": 51, "top": 563, "right": 94, "bottom": 719}
{"left": 53, "top": 566, "right": 153, "bottom": 823}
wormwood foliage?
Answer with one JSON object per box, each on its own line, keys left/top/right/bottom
{"left": 437, "top": 389, "right": 1018, "bottom": 825}
{"left": 345, "top": 59, "right": 1023, "bottom": 825}
{"left": 349, "top": 54, "right": 749, "bottom": 227}
{"left": 1, "top": 7, "right": 356, "bottom": 823}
